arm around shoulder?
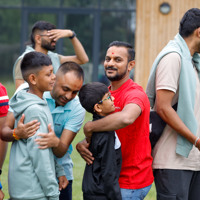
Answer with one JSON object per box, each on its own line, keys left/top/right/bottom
{"left": 84, "top": 103, "right": 141, "bottom": 137}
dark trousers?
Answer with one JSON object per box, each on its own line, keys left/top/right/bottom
{"left": 59, "top": 180, "right": 73, "bottom": 200}
{"left": 154, "top": 169, "right": 200, "bottom": 200}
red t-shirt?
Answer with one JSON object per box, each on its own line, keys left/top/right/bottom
{"left": 109, "top": 79, "right": 154, "bottom": 189}
{"left": 0, "top": 83, "right": 9, "bottom": 117}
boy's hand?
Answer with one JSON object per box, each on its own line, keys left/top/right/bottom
{"left": 35, "top": 124, "right": 60, "bottom": 149}
{"left": 58, "top": 176, "right": 69, "bottom": 191}
{"left": 76, "top": 139, "right": 94, "bottom": 165}
{"left": 15, "top": 114, "right": 40, "bottom": 139}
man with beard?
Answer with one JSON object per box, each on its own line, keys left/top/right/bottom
{"left": 13, "top": 20, "right": 88, "bottom": 89}
{"left": 2, "top": 61, "right": 85, "bottom": 200}
{"left": 146, "top": 8, "right": 200, "bottom": 199}
{"left": 76, "top": 41, "right": 154, "bottom": 200}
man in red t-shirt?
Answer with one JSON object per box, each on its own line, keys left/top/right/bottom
{"left": 76, "top": 41, "right": 154, "bottom": 199}
{"left": 0, "top": 83, "right": 9, "bottom": 200}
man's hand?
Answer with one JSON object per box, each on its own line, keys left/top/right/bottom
{"left": 15, "top": 114, "right": 40, "bottom": 139}
{"left": 35, "top": 124, "right": 60, "bottom": 149}
{"left": 47, "top": 29, "right": 74, "bottom": 42}
{"left": 0, "top": 189, "right": 4, "bottom": 200}
{"left": 83, "top": 121, "right": 93, "bottom": 143}
{"left": 76, "top": 139, "right": 94, "bottom": 165}
{"left": 58, "top": 176, "right": 69, "bottom": 191}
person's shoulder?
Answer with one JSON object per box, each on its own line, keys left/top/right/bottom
{"left": 124, "top": 80, "right": 149, "bottom": 104}
{"left": 25, "top": 102, "right": 44, "bottom": 111}
{"left": 158, "top": 52, "right": 181, "bottom": 74}
{"left": 162, "top": 52, "right": 181, "bottom": 62}
{"left": 0, "top": 83, "right": 8, "bottom": 96}
{"left": 0, "top": 83, "right": 9, "bottom": 117}
{"left": 25, "top": 103, "right": 48, "bottom": 120}
{"left": 43, "top": 91, "right": 51, "bottom": 99}
{"left": 70, "top": 96, "right": 84, "bottom": 109}
{"left": 47, "top": 51, "right": 59, "bottom": 57}
{"left": 16, "top": 46, "right": 34, "bottom": 60}
{"left": 126, "top": 80, "right": 146, "bottom": 95}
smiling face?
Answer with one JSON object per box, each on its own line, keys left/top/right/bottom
{"left": 34, "top": 65, "right": 56, "bottom": 92}
{"left": 51, "top": 71, "right": 83, "bottom": 106}
{"left": 94, "top": 92, "right": 115, "bottom": 116}
{"left": 104, "top": 46, "right": 130, "bottom": 82}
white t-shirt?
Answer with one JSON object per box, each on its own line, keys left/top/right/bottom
{"left": 114, "top": 131, "right": 121, "bottom": 149}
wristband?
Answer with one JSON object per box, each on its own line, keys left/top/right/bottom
{"left": 69, "top": 31, "right": 76, "bottom": 39}
{"left": 196, "top": 139, "right": 200, "bottom": 147}
{"left": 13, "top": 128, "right": 20, "bottom": 140}
{"left": 0, "top": 182, "right": 2, "bottom": 190}
{"left": 194, "top": 137, "right": 200, "bottom": 147}
{"left": 0, "top": 169, "right": 1, "bottom": 175}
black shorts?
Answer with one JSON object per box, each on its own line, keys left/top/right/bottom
{"left": 154, "top": 169, "right": 200, "bottom": 200}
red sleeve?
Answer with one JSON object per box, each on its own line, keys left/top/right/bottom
{"left": 0, "top": 83, "right": 9, "bottom": 117}
{"left": 123, "top": 89, "right": 147, "bottom": 112}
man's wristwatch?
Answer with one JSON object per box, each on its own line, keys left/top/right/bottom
{"left": 0, "top": 169, "right": 2, "bottom": 175}
{"left": 69, "top": 31, "right": 76, "bottom": 39}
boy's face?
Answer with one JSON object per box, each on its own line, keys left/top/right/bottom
{"left": 35, "top": 65, "right": 55, "bottom": 92}
{"left": 97, "top": 92, "right": 115, "bottom": 116}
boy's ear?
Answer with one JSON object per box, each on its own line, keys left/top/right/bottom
{"left": 94, "top": 103, "right": 102, "bottom": 113}
{"left": 196, "top": 27, "right": 200, "bottom": 38}
{"left": 28, "top": 73, "right": 37, "bottom": 85}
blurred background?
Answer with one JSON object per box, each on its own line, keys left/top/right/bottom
{"left": 0, "top": 0, "right": 136, "bottom": 85}
{"left": 1, "top": 0, "right": 199, "bottom": 89}
{"left": 1, "top": 1, "right": 200, "bottom": 199}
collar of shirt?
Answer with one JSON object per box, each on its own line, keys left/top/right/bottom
{"left": 43, "top": 91, "right": 75, "bottom": 113}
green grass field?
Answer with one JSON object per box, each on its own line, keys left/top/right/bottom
{"left": 1, "top": 80, "right": 156, "bottom": 200}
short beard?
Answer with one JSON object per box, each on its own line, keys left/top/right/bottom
{"left": 105, "top": 65, "right": 127, "bottom": 81}
{"left": 106, "top": 71, "right": 126, "bottom": 81}
{"left": 42, "top": 43, "right": 56, "bottom": 51}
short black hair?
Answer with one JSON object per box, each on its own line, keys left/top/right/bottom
{"left": 21, "top": 51, "right": 52, "bottom": 82}
{"left": 179, "top": 8, "right": 200, "bottom": 37}
{"left": 31, "top": 21, "right": 56, "bottom": 48}
{"left": 57, "top": 61, "right": 84, "bottom": 81}
{"left": 108, "top": 41, "right": 135, "bottom": 62}
{"left": 79, "top": 82, "right": 108, "bottom": 114}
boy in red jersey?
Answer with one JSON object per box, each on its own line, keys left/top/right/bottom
{"left": 0, "top": 83, "right": 9, "bottom": 200}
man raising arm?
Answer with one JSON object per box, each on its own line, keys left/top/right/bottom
{"left": 14, "top": 21, "right": 88, "bottom": 89}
